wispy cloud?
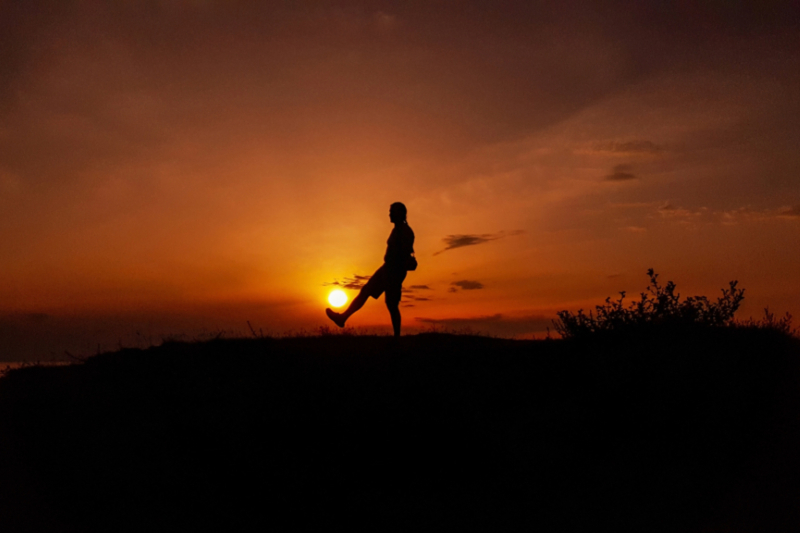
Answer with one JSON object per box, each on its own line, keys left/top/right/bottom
{"left": 403, "top": 285, "right": 434, "bottom": 298}
{"left": 608, "top": 202, "right": 659, "bottom": 209}
{"left": 779, "top": 205, "right": 800, "bottom": 218}
{"left": 609, "top": 200, "right": 800, "bottom": 230}
{"left": 591, "top": 140, "right": 663, "bottom": 155}
{"left": 604, "top": 164, "right": 638, "bottom": 181}
{"left": 651, "top": 202, "right": 712, "bottom": 228}
{"left": 323, "top": 279, "right": 437, "bottom": 298}
{"left": 657, "top": 201, "right": 706, "bottom": 219}
{"left": 434, "top": 230, "right": 523, "bottom": 255}
{"left": 721, "top": 207, "right": 763, "bottom": 224}
{"left": 323, "top": 274, "right": 371, "bottom": 290}
{"left": 721, "top": 205, "right": 800, "bottom": 224}
{"left": 607, "top": 202, "right": 800, "bottom": 229}
{"left": 450, "top": 280, "right": 484, "bottom": 291}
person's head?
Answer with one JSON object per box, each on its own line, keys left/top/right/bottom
{"left": 389, "top": 202, "right": 407, "bottom": 223}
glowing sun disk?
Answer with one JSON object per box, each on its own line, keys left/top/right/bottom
{"left": 328, "top": 289, "right": 348, "bottom": 308}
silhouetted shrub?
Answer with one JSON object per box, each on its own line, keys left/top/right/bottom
{"left": 553, "top": 269, "right": 745, "bottom": 339}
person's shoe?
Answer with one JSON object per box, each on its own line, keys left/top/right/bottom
{"left": 326, "top": 308, "right": 346, "bottom": 328}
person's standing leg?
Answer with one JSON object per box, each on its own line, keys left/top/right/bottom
{"left": 385, "top": 272, "right": 406, "bottom": 337}
{"left": 386, "top": 294, "right": 401, "bottom": 337}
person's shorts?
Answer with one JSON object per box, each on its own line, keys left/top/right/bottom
{"left": 362, "top": 264, "right": 407, "bottom": 302}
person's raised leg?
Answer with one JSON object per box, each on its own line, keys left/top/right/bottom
{"left": 327, "top": 288, "right": 368, "bottom": 328}
{"left": 342, "top": 290, "right": 368, "bottom": 321}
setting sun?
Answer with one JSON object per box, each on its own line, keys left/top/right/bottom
{"left": 328, "top": 290, "right": 348, "bottom": 308}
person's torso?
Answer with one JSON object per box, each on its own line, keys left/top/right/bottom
{"left": 384, "top": 224, "right": 414, "bottom": 266}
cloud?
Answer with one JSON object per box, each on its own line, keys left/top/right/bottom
{"left": 721, "top": 207, "right": 763, "bottom": 224}
{"left": 657, "top": 201, "right": 704, "bottom": 218}
{"left": 451, "top": 280, "right": 484, "bottom": 290}
{"left": 636, "top": 203, "right": 800, "bottom": 227}
{"left": 323, "top": 274, "right": 371, "bottom": 290}
{"left": 592, "top": 140, "right": 663, "bottom": 155}
{"left": 414, "top": 313, "right": 551, "bottom": 336}
{"left": 604, "top": 164, "right": 638, "bottom": 181}
{"left": 721, "top": 205, "right": 800, "bottom": 224}
{"left": 402, "top": 285, "right": 429, "bottom": 294}
{"left": 653, "top": 202, "right": 711, "bottom": 227}
{"left": 434, "top": 230, "right": 523, "bottom": 255}
{"left": 778, "top": 205, "right": 800, "bottom": 218}
{"left": 609, "top": 202, "right": 659, "bottom": 209}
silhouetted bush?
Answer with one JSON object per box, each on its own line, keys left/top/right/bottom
{"left": 553, "top": 269, "right": 745, "bottom": 339}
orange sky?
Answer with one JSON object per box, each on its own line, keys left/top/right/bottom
{"left": 1, "top": 1, "right": 799, "bottom": 360}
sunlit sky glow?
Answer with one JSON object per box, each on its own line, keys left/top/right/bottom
{"left": 1, "top": 1, "right": 799, "bottom": 359}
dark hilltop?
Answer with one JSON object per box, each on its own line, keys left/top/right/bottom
{"left": 1, "top": 324, "right": 799, "bottom": 532}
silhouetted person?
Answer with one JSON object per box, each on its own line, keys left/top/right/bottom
{"left": 327, "top": 202, "right": 415, "bottom": 337}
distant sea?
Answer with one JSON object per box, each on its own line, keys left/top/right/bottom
{"left": 1, "top": 361, "right": 74, "bottom": 373}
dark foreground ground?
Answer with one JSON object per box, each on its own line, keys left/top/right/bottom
{"left": 1, "top": 328, "right": 799, "bottom": 532}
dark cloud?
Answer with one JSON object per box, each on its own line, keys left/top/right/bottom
{"left": 325, "top": 278, "right": 435, "bottom": 294}
{"left": 451, "top": 280, "right": 484, "bottom": 290}
{"left": 323, "top": 275, "right": 371, "bottom": 290}
{"left": 779, "top": 205, "right": 800, "bottom": 218}
{"left": 448, "top": 287, "right": 459, "bottom": 293}
{"left": 402, "top": 285, "right": 433, "bottom": 301}
{"left": 402, "top": 284, "right": 431, "bottom": 295}
{"left": 400, "top": 284, "right": 433, "bottom": 302}
{"left": 595, "top": 140, "right": 663, "bottom": 154}
{"left": 434, "top": 230, "right": 523, "bottom": 255}
{"left": 415, "top": 313, "right": 551, "bottom": 337}
{"left": 605, "top": 164, "right": 638, "bottom": 181}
